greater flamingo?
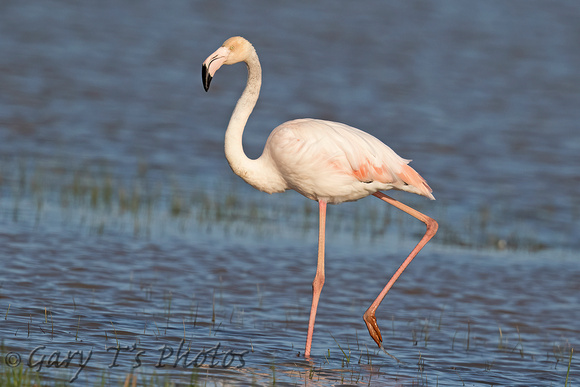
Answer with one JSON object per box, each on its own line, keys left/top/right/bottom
{"left": 202, "top": 36, "right": 438, "bottom": 357}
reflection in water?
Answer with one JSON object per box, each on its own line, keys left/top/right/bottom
{"left": 0, "top": 0, "right": 578, "bottom": 385}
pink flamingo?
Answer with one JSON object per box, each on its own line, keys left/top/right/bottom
{"left": 202, "top": 36, "right": 438, "bottom": 357}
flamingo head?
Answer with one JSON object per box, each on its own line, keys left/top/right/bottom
{"left": 202, "top": 36, "right": 254, "bottom": 92}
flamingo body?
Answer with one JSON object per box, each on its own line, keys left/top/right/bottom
{"left": 202, "top": 36, "right": 438, "bottom": 357}
{"left": 263, "top": 118, "right": 434, "bottom": 204}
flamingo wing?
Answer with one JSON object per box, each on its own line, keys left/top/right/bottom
{"left": 263, "top": 119, "right": 434, "bottom": 202}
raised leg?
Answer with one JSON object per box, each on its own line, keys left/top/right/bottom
{"left": 363, "top": 191, "right": 438, "bottom": 348}
{"left": 304, "top": 200, "right": 327, "bottom": 357}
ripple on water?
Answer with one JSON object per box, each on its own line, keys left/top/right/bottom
{"left": 1, "top": 0, "right": 579, "bottom": 385}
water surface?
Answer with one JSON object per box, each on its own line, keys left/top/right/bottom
{"left": 0, "top": 0, "right": 579, "bottom": 385}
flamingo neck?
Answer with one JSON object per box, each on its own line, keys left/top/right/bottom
{"left": 224, "top": 48, "right": 286, "bottom": 194}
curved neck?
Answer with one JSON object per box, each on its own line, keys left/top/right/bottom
{"left": 222, "top": 47, "right": 286, "bottom": 194}
{"left": 224, "top": 48, "right": 262, "bottom": 178}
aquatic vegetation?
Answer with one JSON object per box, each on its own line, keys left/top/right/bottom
{"left": 0, "top": 157, "right": 554, "bottom": 252}
{"left": 565, "top": 348, "right": 574, "bottom": 387}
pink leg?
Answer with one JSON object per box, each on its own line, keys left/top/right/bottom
{"left": 363, "top": 192, "right": 438, "bottom": 347}
{"left": 304, "top": 200, "right": 327, "bottom": 357}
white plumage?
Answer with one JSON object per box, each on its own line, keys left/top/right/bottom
{"left": 264, "top": 118, "right": 433, "bottom": 203}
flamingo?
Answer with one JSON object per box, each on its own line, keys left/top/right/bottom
{"left": 202, "top": 36, "right": 438, "bottom": 357}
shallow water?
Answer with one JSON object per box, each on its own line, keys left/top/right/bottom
{"left": 0, "top": 0, "right": 579, "bottom": 385}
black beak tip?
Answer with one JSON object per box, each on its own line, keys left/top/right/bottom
{"left": 202, "top": 64, "right": 212, "bottom": 92}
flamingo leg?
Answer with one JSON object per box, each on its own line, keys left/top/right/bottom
{"left": 363, "top": 191, "right": 438, "bottom": 348}
{"left": 304, "top": 200, "right": 327, "bottom": 357}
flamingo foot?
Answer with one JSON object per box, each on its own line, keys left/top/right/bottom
{"left": 363, "top": 310, "right": 383, "bottom": 347}
{"left": 363, "top": 311, "right": 402, "bottom": 363}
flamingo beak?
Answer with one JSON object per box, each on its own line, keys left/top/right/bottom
{"left": 202, "top": 63, "right": 213, "bottom": 92}
{"left": 202, "top": 46, "right": 230, "bottom": 92}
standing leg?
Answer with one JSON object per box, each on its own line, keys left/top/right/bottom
{"left": 305, "top": 200, "right": 327, "bottom": 357}
{"left": 363, "top": 192, "right": 438, "bottom": 347}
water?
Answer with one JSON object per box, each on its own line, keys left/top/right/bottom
{"left": 0, "top": 0, "right": 579, "bottom": 385}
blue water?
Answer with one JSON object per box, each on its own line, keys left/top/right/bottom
{"left": 0, "top": 1, "right": 579, "bottom": 385}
